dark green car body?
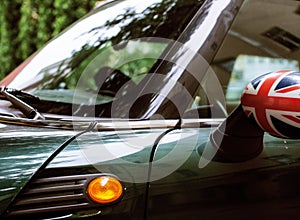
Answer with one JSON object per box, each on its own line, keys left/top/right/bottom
{"left": 1, "top": 0, "right": 300, "bottom": 219}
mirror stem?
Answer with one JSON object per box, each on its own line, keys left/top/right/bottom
{"left": 210, "top": 104, "right": 264, "bottom": 162}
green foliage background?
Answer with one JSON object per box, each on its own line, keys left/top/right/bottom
{"left": 0, "top": 0, "right": 99, "bottom": 80}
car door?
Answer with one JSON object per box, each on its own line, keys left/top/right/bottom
{"left": 147, "top": 127, "right": 300, "bottom": 219}
{"left": 146, "top": 0, "right": 300, "bottom": 219}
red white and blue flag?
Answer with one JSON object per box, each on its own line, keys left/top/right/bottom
{"left": 241, "top": 70, "right": 300, "bottom": 138}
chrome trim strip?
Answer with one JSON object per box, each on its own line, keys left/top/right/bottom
{"left": 0, "top": 116, "right": 224, "bottom": 130}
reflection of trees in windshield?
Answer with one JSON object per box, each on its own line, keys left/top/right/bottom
{"left": 39, "top": 0, "right": 203, "bottom": 91}
{"left": 86, "top": 0, "right": 202, "bottom": 45}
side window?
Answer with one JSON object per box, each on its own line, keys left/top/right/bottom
{"left": 211, "top": 0, "right": 300, "bottom": 115}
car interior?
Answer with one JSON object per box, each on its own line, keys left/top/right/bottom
{"left": 210, "top": 0, "right": 300, "bottom": 115}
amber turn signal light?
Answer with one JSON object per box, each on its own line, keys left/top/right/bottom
{"left": 87, "top": 176, "right": 123, "bottom": 204}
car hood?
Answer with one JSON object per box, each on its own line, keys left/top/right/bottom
{"left": 0, "top": 122, "right": 76, "bottom": 214}
{"left": 0, "top": 120, "right": 172, "bottom": 215}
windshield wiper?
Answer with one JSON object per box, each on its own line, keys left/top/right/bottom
{"left": 0, "top": 87, "right": 40, "bottom": 102}
{"left": 0, "top": 87, "right": 45, "bottom": 120}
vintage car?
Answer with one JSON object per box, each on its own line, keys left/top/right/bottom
{"left": 0, "top": 0, "right": 300, "bottom": 219}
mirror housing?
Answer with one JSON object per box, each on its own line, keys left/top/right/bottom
{"left": 211, "top": 70, "right": 300, "bottom": 162}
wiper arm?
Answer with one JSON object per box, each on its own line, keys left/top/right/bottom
{"left": 0, "top": 87, "right": 44, "bottom": 120}
{"left": 0, "top": 87, "right": 40, "bottom": 102}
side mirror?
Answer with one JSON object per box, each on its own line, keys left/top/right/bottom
{"left": 210, "top": 70, "right": 300, "bottom": 162}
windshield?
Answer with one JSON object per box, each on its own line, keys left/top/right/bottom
{"left": 5, "top": 0, "right": 204, "bottom": 118}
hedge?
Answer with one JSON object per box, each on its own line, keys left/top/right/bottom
{"left": 0, "top": 0, "right": 99, "bottom": 80}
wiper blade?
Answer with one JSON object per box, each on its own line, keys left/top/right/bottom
{"left": 0, "top": 87, "right": 40, "bottom": 102}
{"left": 0, "top": 87, "right": 44, "bottom": 120}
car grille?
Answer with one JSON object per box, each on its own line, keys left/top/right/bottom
{"left": 5, "top": 174, "right": 105, "bottom": 218}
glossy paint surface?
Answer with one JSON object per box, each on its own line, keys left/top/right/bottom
{"left": 47, "top": 127, "right": 170, "bottom": 183}
{"left": 148, "top": 129, "right": 300, "bottom": 219}
{"left": 0, "top": 120, "right": 172, "bottom": 218}
{"left": 0, "top": 123, "right": 75, "bottom": 214}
